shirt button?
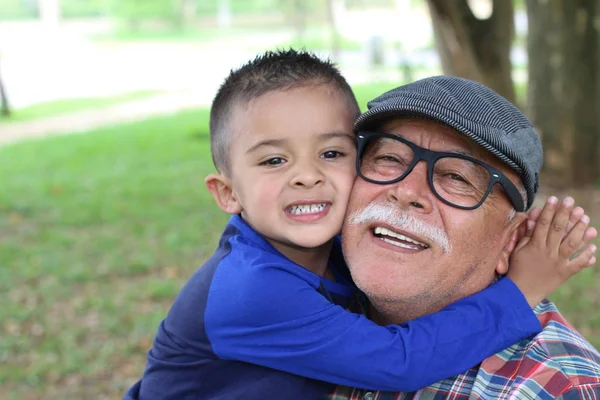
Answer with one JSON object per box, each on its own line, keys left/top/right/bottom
{"left": 363, "top": 392, "right": 375, "bottom": 400}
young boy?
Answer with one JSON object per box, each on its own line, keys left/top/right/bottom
{"left": 125, "top": 50, "right": 597, "bottom": 400}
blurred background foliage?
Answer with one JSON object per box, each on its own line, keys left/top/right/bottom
{"left": 1, "top": 0, "right": 599, "bottom": 399}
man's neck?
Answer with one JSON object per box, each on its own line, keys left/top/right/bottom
{"left": 367, "top": 288, "right": 466, "bottom": 325}
{"left": 368, "top": 298, "right": 443, "bottom": 325}
{"left": 367, "top": 272, "right": 499, "bottom": 325}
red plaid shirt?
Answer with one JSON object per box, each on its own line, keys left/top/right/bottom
{"left": 329, "top": 300, "right": 600, "bottom": 400}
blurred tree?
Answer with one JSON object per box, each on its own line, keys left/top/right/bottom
{"left": 108, "top": 0, "right": 179, "bottom": 31}
{"left": 527, "top": 0, "right": 600, "bottom": 187}
{"left": 39, "top": 0, "right": 61, "bottom": 26}
{"left": 0, "top": 0, "right": 38, "bottom": 19}
{"left": 346, "top": 0, "right": 395, "bottom": 8}
{"left": 326, "top": 0, "right": 344, "bottom": 61}
{"left": 426, "top": 0, "right": 516, "bottom": 104}
{"left": 178, "top": 0, "right": 197, "bottom": 27}
{"left": 0, "top": 65, "right": 10, "bottom": 117}
{"left": 217, "top": 0, "right": 232, "bottom": 29}
{"left": 277, "top": 0, "right": 324, "bottom": 42}
{"left": 60, "top": 0, "right": 107, "bottom": 18}
{"left": 291, "top": 0, "right": 309, "bottom": 41}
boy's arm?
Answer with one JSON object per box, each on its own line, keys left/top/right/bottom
{"left": 204, "top": 266, "right": 539, "bottom": 392}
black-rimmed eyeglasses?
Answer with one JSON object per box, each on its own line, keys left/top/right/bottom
{"left": 356, "top": 131, "right": 524, "bottom": 211}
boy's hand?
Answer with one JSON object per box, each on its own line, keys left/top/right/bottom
{"left": 507, "top": 196, "right": 598, "bottom": 308}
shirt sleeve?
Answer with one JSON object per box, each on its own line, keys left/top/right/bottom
{"left": 205, "top": 262, "right": 542, "bottom": 392}
{"left": 555, "top": 385, "right": 600, "bottom": 400}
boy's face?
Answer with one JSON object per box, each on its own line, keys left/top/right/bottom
{"left": 227, "top": 84, "right": 357, "bottom": 251}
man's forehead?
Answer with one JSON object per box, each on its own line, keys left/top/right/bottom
{"left": 381, "top": 118, "right": 472, "bottom": 147}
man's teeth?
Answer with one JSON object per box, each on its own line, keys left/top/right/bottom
{"left": 374, "top": 226, "right": 428, "bottom": 248}
{"left": 288, "top": 204, "right": 327, "bottom": 215}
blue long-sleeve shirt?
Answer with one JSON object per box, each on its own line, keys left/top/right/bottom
{"left": 125, "top": 215, "right": 541, "bottom": 400}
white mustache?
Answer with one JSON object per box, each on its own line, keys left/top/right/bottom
{"left": 348, "top": 202, "right": 452, "bottom": 253}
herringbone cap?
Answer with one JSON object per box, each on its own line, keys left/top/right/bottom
{"left": 354, "top": 76, "right": 542, "bottom": 210}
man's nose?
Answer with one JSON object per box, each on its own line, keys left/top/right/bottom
{"left": 289, "top": 159, "right": 325, "bottom": 188}
{"left": 386, "top": 161, "right": 434, "bottom": 212}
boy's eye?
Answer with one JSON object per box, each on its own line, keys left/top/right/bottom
{"left": 260, "top": 157, "right": 286, "bottom": 166}
{"left": 322, "top": 150, "right": 344, "bottom": 159}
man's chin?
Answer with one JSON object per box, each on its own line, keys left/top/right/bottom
{"left": 352, "top": 268, "right": 419, "bottom": 300}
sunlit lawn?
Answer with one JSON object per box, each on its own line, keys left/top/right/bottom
{"left": 92, "top": 25, "right": 362, "bottom": 51}
{"left": 1, "top": 83, "right": 598, "bottom": 399}
{"left": 0, "top": 90, "right": 164, "bottom": 124}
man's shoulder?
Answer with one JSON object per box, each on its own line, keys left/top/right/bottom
{"left": 475, "top": 300, "right": 600, "bottom": 397}
{"left": 521, "top": 300, "right": 600, "bottom": 379}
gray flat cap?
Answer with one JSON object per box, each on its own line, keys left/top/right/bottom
{"left": 354, "top": 75, "right": 542, "bottom": 210}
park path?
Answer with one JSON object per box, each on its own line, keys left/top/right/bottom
{"left": 0, "top": 90, "right": 214, "bottom": 147}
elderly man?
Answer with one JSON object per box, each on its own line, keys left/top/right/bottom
{"left": 331, "top": 76, "right": 600, "bottom": 399}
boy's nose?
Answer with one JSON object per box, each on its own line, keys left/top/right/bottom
{"left": 289, "top": 162, "right": 325, "bottom": 188}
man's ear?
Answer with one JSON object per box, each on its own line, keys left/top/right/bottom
{"left": 205, "top": 173, "right": 243, "bottom": 215}
{"left": 496, "top": 212, "right": 528, "bottom": 275}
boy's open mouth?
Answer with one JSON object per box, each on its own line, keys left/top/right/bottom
{"left": 286, "top": 203, "right": 328, "bottom": 215}
{"left": 372, "top": 226, "right": 429, "bottom": 250}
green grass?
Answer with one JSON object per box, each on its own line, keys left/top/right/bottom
{"left": 0, "top": 108, "right": 224, "bottom": 398}
{"left": 1, "top": 84, "right": 598, "bottom": 399}
{"left": 93, "top": 28, "right": 226, "bottom": 43}
{"left": 0, "top": 90, "right": 164, "bottom": 124}
{"left": 92, "top": 25, "right": 364, "bottom": 51}
{"left": 273, "top": 27, "right": 364, "bottom": 52}
{"left": 92, "top": 25, "right": 286, "bottom": 44}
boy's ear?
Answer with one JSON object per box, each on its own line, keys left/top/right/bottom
{"left": 205, "top": 173, "right": 243, "bottom": 215}
{"left": 495, "top": 212, "right": 528, "bottom": 275}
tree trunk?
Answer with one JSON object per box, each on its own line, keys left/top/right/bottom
{"left": 217, "top": 0, "right": 232, "bottom": 29}
{"left": 178, "top": 0, "right": 197, "bottom": 29}
{"left": 526, "top": 0, "right": 600, "bottom": 187}
{"left": 0, "top": 64, "right": 10, "bottom": 117}
{"left": 39, "top": 0, "right": 61, "bottom": 27}
{"left": 326, "top": 0, "right": 343, "bottom": 61}
{"left": 426, "top": 0, "right": 516, "bottom": 104}
{"left": 291, "top": 0, "right": 308, "bottom": 42}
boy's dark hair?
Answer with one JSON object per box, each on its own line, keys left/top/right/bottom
{"left": 209, "top": 48, "right": 360, "bottom": 175}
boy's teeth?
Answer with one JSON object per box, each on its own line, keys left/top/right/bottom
{"left": 373, "top": 226, "right": 428, "bottom": 248}
{"left": 288, "top": 203, "right": 326, "bottom": 215}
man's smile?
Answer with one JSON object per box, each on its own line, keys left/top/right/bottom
{"left": 369, "top": 224, "right": 430, "bottom": 251}
{"left": 373, "top": 226, "right": 429, "bottom": 249}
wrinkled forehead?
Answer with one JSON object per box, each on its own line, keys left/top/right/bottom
{"left": 379, "top": 118, "right": 479, "bottom": 154}
{"left": 377, "top": 117, "right": 521, "bottom": 180}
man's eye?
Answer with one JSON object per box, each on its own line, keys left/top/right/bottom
{"left": 259, "top": 157, "right": 286, "bottom": 166}
{"left": 322, "top": 150, "right": 344, "bottom": 159}
{"left": 447, "top": 173, "right": 468, "bottom": 183}
{"left": 376, "top": 155, "right": 401, "bottom": 163}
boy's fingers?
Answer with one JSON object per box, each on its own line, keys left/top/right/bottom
{"left": 575, "top": 227, "right": 600, "bottom": 253}
{"left": 531, "top": 197, "right": 559, "bottom": 244}
{"left": 559, "top": 214, "right": 589, "bottom": 259}
{"left": 528, "top": 206, "right": 542, "bottom": 222}
{"left": 568, "top": 244, "right": 597, "bottom": 273}
{"left": 526, "top": 220, "right": 535, "bottom": 236}
{"left": 584, "top": 227, "right": 598, "bottom": 242}
{"left": 546, "top": 197, "right": 573, "bottom": 249}
{"left": 566, "top": 207, "right": 584, "bottom": 234}
{"left": 523, "top": 207, "right": 541, "bottom": 238}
